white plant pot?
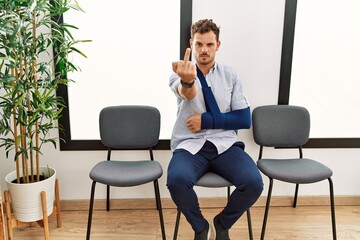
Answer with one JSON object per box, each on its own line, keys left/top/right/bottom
{"left": 5, "top": 167, "right": 56, "bottom": 222}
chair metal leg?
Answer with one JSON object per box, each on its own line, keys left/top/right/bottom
{"left": 154, "top": 180, "right": 167, "bottom": 240}
{"left": 246, "top": 209, "right": 253, "bottom": 240}
{"left": 153, "top": 181, "right": 160, "bottom": 210}
{"left": 227, "top": 186, "right": 231, "bottom": 202}
{"left": 293, "top": 183, "right": 299, "bottom": 208}
{"left": 86, "top": 181, "right": 97, "bottom": 240}
{"left": 106, "top": 185, "right": 110, "bottom": 211}
{"left": 173, "top": 209, "right": 181, "bottom": 240}
{"left": 260, "top": 178, "right": 273, "bottom": 240}
{"left": 328, "top": 178, "right": 337, "bottom": 240}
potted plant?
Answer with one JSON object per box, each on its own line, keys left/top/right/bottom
{"left": 0, "top": 0, "right": 87, "bottom": 222}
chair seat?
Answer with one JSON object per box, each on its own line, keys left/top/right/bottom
{"left": 257, "top": 158, "right": 333, "bottom": 184}
{"left": 196, "top": 172, "right": 232, "bottom": 188}
{"left": 90, "top": 160, "right": 163, "bottom": 187}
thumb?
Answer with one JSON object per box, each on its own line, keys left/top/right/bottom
{"left": 172, "top": 62, "right": 178, "bottom": 73}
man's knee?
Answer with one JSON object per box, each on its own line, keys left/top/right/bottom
{"left": 236, "top": 176, "right": 263, "bottom": 199}
{"left": 247, "top": 176, "right": 264, "bottom": 199}
{"left": 167, "top": 173, "right": 194, "bottom": 193}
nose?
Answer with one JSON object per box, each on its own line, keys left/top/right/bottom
{"left": 201, "top": 47, "right": 207, "bottom": 54}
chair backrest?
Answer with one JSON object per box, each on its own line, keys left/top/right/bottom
{"left": 99, "top": 105, "right": 160, "bottom": 149}
{"left": 252, "top": 105, "right": 310, "bottom": 148}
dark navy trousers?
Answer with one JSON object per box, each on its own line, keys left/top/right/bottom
{"left": 167, "top": 141, "right": 263, "bottom": 232}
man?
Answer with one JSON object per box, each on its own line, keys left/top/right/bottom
{"left": 167, "top": 19, "right": 263, "bottom": 240}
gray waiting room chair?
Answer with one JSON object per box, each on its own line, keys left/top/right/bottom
{"left": 173, "top": 142, "right": 253, "bottom": 240}
{"left": 86, "top": 105, "right": 166, "bottom": 240}
{"left": 252, "top": 105, "right": 336, "bottom": 240}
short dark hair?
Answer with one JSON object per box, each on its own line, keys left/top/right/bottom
{"left": 191, "top": 19, "right": 220, "bottom": 41}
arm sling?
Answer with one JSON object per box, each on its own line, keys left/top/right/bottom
{"left": 196, "top": 65, "right": 251, "bottom": 130}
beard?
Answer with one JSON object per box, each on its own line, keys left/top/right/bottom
{"left": 196, "top": 54, "right": 215, "bottom": 66}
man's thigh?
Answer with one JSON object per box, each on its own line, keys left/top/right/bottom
{"left": 209, "top": 145, "right": 260, "bottom": 186}
{"left": 167, "top": 149, "right": 210, "bottom": 185}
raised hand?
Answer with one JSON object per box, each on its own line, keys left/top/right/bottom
{"left": 172, "top": 48, "right": 196, "bottom": 83}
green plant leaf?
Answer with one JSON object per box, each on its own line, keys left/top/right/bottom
{"left": 0, "top": 0, "right": 88, "bottom": 180}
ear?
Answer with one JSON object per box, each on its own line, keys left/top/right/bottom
{"left": 216, "top": 40, "right": 221, "bottom": 51}
{"left": 189, "top": 39, "right": 193, "bottom": 48}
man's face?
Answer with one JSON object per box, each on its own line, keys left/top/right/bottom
{"left": 191, "top": 31, "right": 220, "bottom": 66}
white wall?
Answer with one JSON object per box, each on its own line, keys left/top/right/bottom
{"left": 1, "top": 0, "right": 360, "bottom": 200}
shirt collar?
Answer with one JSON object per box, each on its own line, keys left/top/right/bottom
{"left": 211, "top": 63, "right": 218, "bottom": 73}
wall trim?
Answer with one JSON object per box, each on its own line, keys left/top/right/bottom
{"left": 60, "top": 196, "right": 360, "bottom": 211}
